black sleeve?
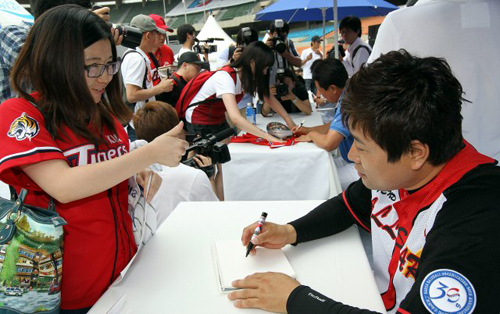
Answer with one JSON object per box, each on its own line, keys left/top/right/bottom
{"left": 289, "top": 179, "right": 372, "bottom": 244}
{"left": 397, "top": 169, "right": 500, "bottom": 313}
{"left": 287, "top": 286, "right": 382, "bottom": 314}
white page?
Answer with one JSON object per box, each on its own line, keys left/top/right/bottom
{"left": 212, "top": 239, "right": 296, "bottom": 293}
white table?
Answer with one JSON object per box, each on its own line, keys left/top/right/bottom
{"left": 222, "top": 112, "right": 341, "bottom": 201}
{"left": 90, "top": 201, "right": 386, "bottom": 314}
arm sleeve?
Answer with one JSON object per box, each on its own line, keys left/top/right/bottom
{"left": 121, "top": 52, "right": 147, "bottom": 87}
{"left": 214, "top": 71, "right": 236, "bottom": 97}
{"left": 352, "top": 48, "right": 370, "bottom": 74}
{"left": 0, "top": 99, "right": 65, "bottom": 189}
{"left": 289, "top": 179, "right": 372, "bottom": 244}
{"left": 397, "top": 176, "right": 500, "bottom": 313}
{"left": 287, "top": 286, "right": 382, "bottom": 314}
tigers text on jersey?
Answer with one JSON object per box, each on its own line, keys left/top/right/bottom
{"left": 0, "top": 93, "right": 137, "bottom": 309}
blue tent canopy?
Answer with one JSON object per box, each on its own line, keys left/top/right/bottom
{"left": 256, "top": 0, "right": 398, "bottom": 23}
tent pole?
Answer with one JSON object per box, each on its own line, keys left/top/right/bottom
{"left": 322, "top": 8, "right": 326, "bottom": 57}
{"left": 334, "top": 0, "right": 338, "bottom": 59}
{"left": 183, "top": 0, "right": 187, "bottom": 23}
{"left": 163, "top": 0, "right": 169, "bottom": 44}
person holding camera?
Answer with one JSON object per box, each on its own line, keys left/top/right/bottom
{"left": 301, "top": 35, "right": 323, "bottom": 95}
{"left": 133, "top": 101, "right": 219, "bottom": 218}
{"left": 266, "top": 20, "right": 302, "bottom": 87}
{"left": 0, "top": 6, "right": 188, "bottom": 312}
{"left": 157, "top": 52, "right": 207, "bottom": 108}
{"left": 121, "top": 14, "right": 174, "bottom": 114}
{"left": 174, "top": 24, "right": 210, "bottom": 66}
{"left": 262, "top": 68, "right": 312, "bottom": 116}
{"left": 339, "top": 16, "right": 371, "bottom": 77}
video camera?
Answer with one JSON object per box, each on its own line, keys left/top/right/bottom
{"left": 193, "top": 38, "right": 223, "bottom": 54}
{"left": 272, "top": 19, "right": 287, "bottom": 54}
{"left": 182, "top": 128, "right": 235, "bottom": 177}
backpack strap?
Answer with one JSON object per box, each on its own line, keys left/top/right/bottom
{"left": 351, "top": 45, "right": 372, "bottom": 68}
{"left": 122, "top": 50, "right": 149, "bottom": 108}
{"left": 172, "top": 73, "right": 182, "bottom": 87}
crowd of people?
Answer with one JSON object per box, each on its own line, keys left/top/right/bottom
{"left": 0, "top": 0, "right": 498, "bottom": 313}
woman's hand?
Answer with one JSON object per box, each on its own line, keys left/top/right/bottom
{"left": 149, "top": 122, "right": 189, "bottom": 167}
{"left": 136, "top": 169, "right": 162, "bottom": 203}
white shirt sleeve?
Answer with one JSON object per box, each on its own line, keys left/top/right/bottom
{"left": 213, "top": 71, "right": 237, "bottom": 98}
{"left": 121, "top": 52, "right": 147, "bottom": 88}
{"left": 352, "top": 47, "right": 371, "bottom": 74}
{"left": 368, "top": 15, "right": 399, "bottom": 64}
{"left": 189, "top": 171, "right": 219, "bottom": 201}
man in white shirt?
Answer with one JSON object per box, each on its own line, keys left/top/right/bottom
{"left": 368, "top": 0, "right": 500, "bottom": 161}
{"left": 301, "top": 35, "right": 323, "bottom": 95}
{"left": 174, "top": 24, "right": 209, "bottom": 66}
{"left": 339, "top": 16, "right": 371, "bottom": 77}
{"left": 121, "top": 14, "right": 174, "bottom": 113}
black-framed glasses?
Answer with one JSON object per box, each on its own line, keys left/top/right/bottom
{"left": 85, "top": 61, "right": 120, "bottom": 78}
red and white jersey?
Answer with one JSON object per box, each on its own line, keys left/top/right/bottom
{"left": 0, "top": 93, "right": 137, "bottom": 309}
{"left": 369, "top": 142, "right": 494, "bottom": 313}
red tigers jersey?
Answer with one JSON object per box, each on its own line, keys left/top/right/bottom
{"left": 0, "top": 93, "right": 137, "bottom": 309}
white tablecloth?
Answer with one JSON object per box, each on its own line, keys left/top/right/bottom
{"left": 90, "top": 200, "right": 386, "bottom": 314}
{"left": 222, "top": 112, "right": 341, "bottom": 201}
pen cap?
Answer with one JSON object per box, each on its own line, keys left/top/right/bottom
{"left": 260, "top": 212, "right": 268, "bottom": 219}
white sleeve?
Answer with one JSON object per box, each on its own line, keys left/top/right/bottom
{"left": 121, "top": 52, "right": 147, "bottom": 88}
{"left": 189, "top": 171, "right": 219, "bottom": 201}
{"left": 342, "top": 58, "right": 354, "bottom": 77}
{"left": 301, "top": 49, "right": 309, "bottom": 61}
{"left": 213, "top": 71, "right": 237, "bottom": 97}
{"left": 352, "top": 47, "right": 371, "bottom": 74}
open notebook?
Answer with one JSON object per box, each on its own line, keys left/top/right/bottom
{"left": 212, "top": 239, "right": 296, "bottom": 293}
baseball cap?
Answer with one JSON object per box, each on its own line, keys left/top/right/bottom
{"left": 149, "top": 14, "right": 174, "bottom": 33}
{"left": 130, "top": 14, "right": 166, "bottom": 34}
{"left": 178, "top": 52, "right": 209, "bottom": 68}
{"left": 311, "top": 35, "right": 322, "bottom": 43}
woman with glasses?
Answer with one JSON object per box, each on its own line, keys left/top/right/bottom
{"left": 0, "top": 5, "right": 188, "bottom": 313}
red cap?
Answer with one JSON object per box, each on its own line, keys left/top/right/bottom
{"left": 149, "top": 14, "right": 174, "bottom": 33}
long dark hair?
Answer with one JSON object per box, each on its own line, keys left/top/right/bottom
{"left": 230, "top": 41, "right": 274, "bottom": 100}
{"left": 11, "top": 5, "right": 131, "bottom": 143}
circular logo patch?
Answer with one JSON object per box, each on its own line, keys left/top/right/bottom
{"left": 420, "top": 269, "right": 476, "bottom": 314}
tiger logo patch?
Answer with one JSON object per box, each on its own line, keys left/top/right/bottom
{"left": 8, "top": 112, "right": 40, "bottom": 141}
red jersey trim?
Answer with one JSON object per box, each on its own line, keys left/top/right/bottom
{"left": 342, "top": 190, "right": 370, "bottom": 232}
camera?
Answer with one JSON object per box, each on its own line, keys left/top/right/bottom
{"left": 182, "top": 128, "right": 235, "bottom": 177}
{"left": 275, "top": 68, "right": 289, "bottom": 98}
{"left": 240, "top": 27, "right": 253, "bottom": 47}
{"left": 193, "top": 38, "right": 222, "bottom": 54}
{"left": 272, "top": 19, "right": 287, "bottom": 54}
{"left": 92, "top": 5, "right": 142, "bottom": 49}
{"left": 108, "top": 23, "right": 143, "bottom": 49}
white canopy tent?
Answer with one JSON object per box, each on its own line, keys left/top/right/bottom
{"left": 0, "top": 0, "right": 34, "bottom": 28}
{"left": 196, "top": 15, "right": 235, "bottom": 65}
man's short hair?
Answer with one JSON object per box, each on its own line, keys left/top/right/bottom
{"left": 177, "top": 24, "right": 195, "bottom": 44}
{"left": 339, "top": 16, "right": 362, "bottom": 38}
{"left": 33, "top": 0, "right": 91, "bottom": 19}
{"left": 269, "top": 21, "right": 289, "bottom": 34}
{"left": 311, "top": 59, "right": 348, "bottom": 90}
{"left": 342, "top": 49, "right": 465, "bottom": 165}
{"left": 133, "top": 101, "right": 180, "bottom": 143}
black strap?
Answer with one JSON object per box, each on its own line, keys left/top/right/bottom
{"left": 122, "top": 50, "right": 149, "bottom": 107}
{"left": 351, "top": 45, "right": 372, "bottom": 68}
{"left": 172, "top": 73, "right": 182, "bottom": 87}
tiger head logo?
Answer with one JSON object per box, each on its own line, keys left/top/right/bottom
{"left": 8, "top": 112, "right": 40, "bottom": 141}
